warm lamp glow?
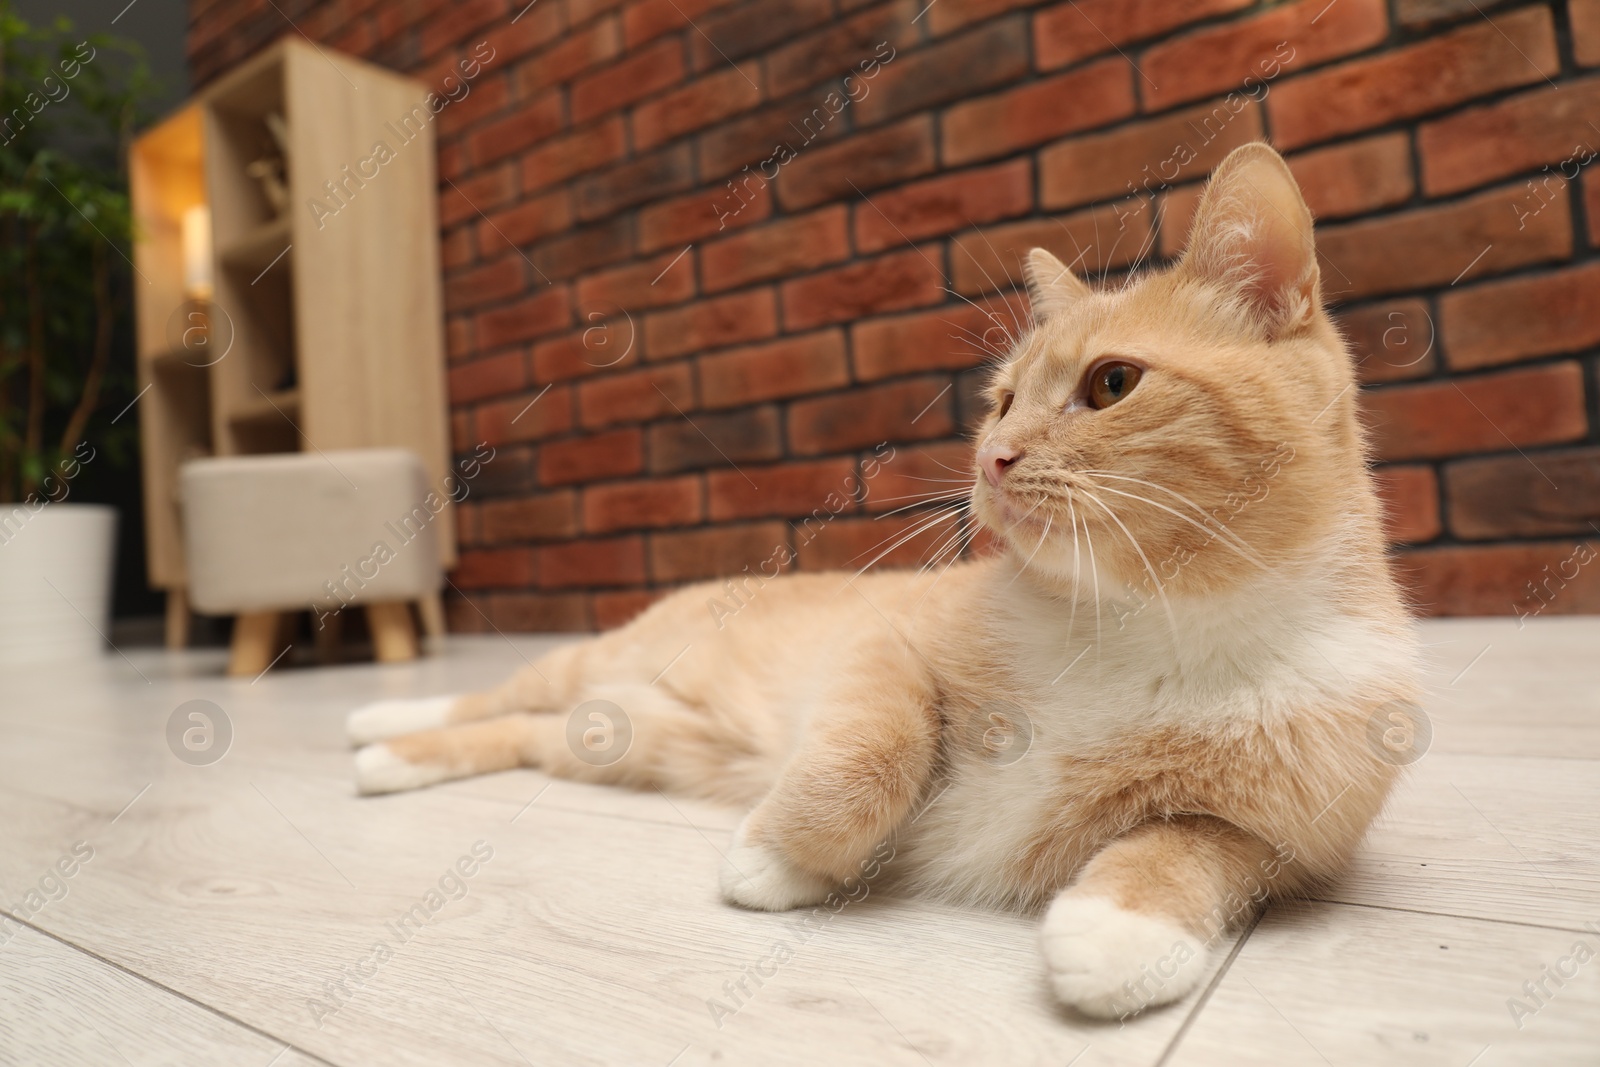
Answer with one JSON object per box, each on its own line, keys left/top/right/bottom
{"left": 181, "top": 204, "right": 213, "bottom": 300}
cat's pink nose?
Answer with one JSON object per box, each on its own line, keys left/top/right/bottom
{"left": 978, "top": 443, "right": 1022, "bottom": 487}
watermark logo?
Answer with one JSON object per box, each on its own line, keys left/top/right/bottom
{"left": 167, "top": 699, "right": 232, "bottom": 766}
{"left": 579, "top": 302, "right": 635, "bottom": 368}
{"left": 1365, "top": 699, "right": 1430, "bottom": 766}
{"left": 165, "top": 300, "right": 235, "bottom": 368}
{"left": 973, "top": 702, "right": 1033, "bottom": 766}
{"left": 566, "top": 699, "right": 632, "bottom": 767}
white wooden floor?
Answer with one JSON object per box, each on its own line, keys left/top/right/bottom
{"left": 2, "top": 617, "right": 1597, "bottom": 1066}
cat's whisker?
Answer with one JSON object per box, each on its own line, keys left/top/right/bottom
{"left": 1076, "top": 487, "right": 1182, "bottom": 652}
{"left": 1078, "top": 495, "right": 1102, "bottom": 664}
{"left": 872, "top": 490, "right": 974, "bottom": 520}
{"left": 1079, "top": 479, "right": 1268, "bottom": 571}
{"left": 1064, "top": 497, "right": 1082, "bottom": 671}
{"left": 1077, "top": 470, "right": 1262, "bottom": 560}
{"left": 1006, "top": 513, "right": 1052, "bottom": 588}
{"left": 849, "top": 505, "right": 964, "bottom": 580}
{"left": 942, "top": 286, "right": 1019, "bottom": 350}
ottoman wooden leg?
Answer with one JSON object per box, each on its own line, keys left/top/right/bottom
{"left": 417, "top": 592, "right": 446, "bottom": 640}
{"left": 165, "top": 587, "right": 191, "bottom": 650}
{"left": 229, "top": 611, "right": 283, "bottom": 677}
{"left": 366, "top": 601, "right": 419, "bottom": 663}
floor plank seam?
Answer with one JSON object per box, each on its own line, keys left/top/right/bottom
{"left": 1, "top": 908, "right": 346, "bottom": 1067}
{"left": 1300, "top": 894, "right": 1600, "bottom": 935}
{"left": 1152, "top": 907, "right": 1266, "bottom": 1067}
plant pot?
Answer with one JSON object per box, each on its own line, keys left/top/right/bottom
{"left": 0, "top": 502, "right": 118, "bottom": 666}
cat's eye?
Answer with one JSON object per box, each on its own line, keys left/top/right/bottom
{"left": 1086, "top": 361, "right": 1142, "bottom": 409}
{"left": 996, "top": 391, "right": 1014, "bottom": 418}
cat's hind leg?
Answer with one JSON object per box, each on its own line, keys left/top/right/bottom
{"left": 345, "top": 642, "right": 589, "bottom": 746}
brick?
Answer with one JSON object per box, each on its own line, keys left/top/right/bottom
{"left": 776, "top": 117, "right": 938, "bottom": 211}
{"left": 1315, "top": 181, "right": 1571, "bottom": 301}
{"left": 479, "top": 189, "right": 572, "bottom": 251}
{"left": 452, "top": 546, "right": 537, "bottom": 589}
{"left": 475, "top": 286, "right": 573, "bottom": 348}
{"left": 1373, "top": 465, "right": 1441, "bottom": 544}
{"left": 858, "top": 440, "right": 974, "bottom": 511}
{"left": 1397, "top": 0, "right": 1514, "bottom": 28}
{"left": 644, "top": 290, "right": 779, "bottom": 361}
{"left": 538, "top": 427, "right": 645, "bottom": 484}
{"left": 638, "top": 183, "right": 773, "bottom": 254}
{"left": 1268, "top": 7, "right": 1560, "bottom": 150}
{"left": 455, "top": 497, "right": 480, "bottom": 547}
{"left": 1395, "top": 542, "right": 1600, "bottom": 616}
{"left": 1362, "top": 362, "right": 1588, "bottom": 462}
{"left": 950, "top": 203, "right": 1153, "bottom": 296}
{"left": 1576, "top": 0, "right": 1600, "bottom": 67}
{"left": 788, "top": 377, "right": 956, "bottom": 455}
{"left": 419, "top": 0, "right": 506, "bottom": 58}
{"left": 450, "top": 350, "right": 528, "bottom": 404}
{"left": 649, "top": 522, "right": 792, "bottom": 582}
{"left": 766, "top": 3, "right": 919, "bottom": 98}
{"left": 687, "top": 0, "right": 831, "bottom": 70}
{"left": 701, "top": 206, "right": 850, "bottom": 293}
{"left": 700, "top": 331, "right": 849, "bottom": 409}
{"left": 592, "top": 589, "right": 660, "bottom": 629}
{"left": 572, "top": 38, "right": 685, "bottom": 123}
{"left": 1143, "top": 0, "right": 1386, "bottom": 112}
{"left": 648, "top": 406, "right": 783, "bottom": 472}
{"left": 583, "top": 475, "right": 703, "bottom": 532}
{"left": 795, "top": 512, "right": 961, "bottom": 571}
{"left": 492, "top": 0, "right": 566, "bottom": 62}
{"left": 475, "top": 385, "right": 575, "bottom": 445}
{"left": 1418, "top": 78, "right": 1600, "bottom": 196}
{"left": 576, "top": 248, "right": 697, "bottom": 311}
{"left": 1034, "top": 0, "right": 1254, "bottom": 71}
{"left": 631, "top": 64, "right": 763, "bottom": 153}
{"left": 436, "top": 73, "right": 512, "bottom": 138}
{"left": 448, "top": 314, "right": 474, "bottom": 362}
{"left": 520, "top": 118, "right": 629, "bottom": 193}
{"left": 540, "top": 536, "right": 646, "bottom": 587}
{"left": 1589, "top": 170, "right": 1600, "bottom": 248}
{"left": 852, "top": 296, "right": 1029, "bottom": 381}
{"left": 1156, "top": 183, "right": 1205, "bottom": 258}
{"left": 941, "top": 58, "right": 1135, "bottom": 167}
{"left": 533, "top": 324, "right": 641, "bottom": 382}
{"left": 1439, "top": 263, "right": 1600, "bottom": 371}
{"left": 515, "top": 17, "right": 622, "bottom": 95}
{"left": 855, "top": 160, "right": 1032, "bottom": 254}
{"left": 575, "top": 145, "right": 695, "bottom": 221}
{"left": 854, "top": 18, "right": 1029, "bottom": 127}
{"left": 440, "top": 164, "right": 517, "bottom": 227}
{"left": 1336, "top": 299, "right": 1438, "bottom": 384}
{"left": 480, "top": 490, "right": 580, "bottom": 542}
{"left": 467, "top": 90, "right": 564, "bottom": 165}
{"left": 698, "top": 101, "right": 848, "bottom": 180}
{"left": 528, "top": 216, "right": 632, "bottom": 282}
{"left": 781, "top": 247, "right": 946, "bottom": 331}
{"left": 622, "top": 0, "right": 737, "bottom": 48}
{"left": 445, "top": 255, "right": 526, "bottom": 312}
{"left": 578, "top": 362, "right": 694, "bottom": 428}
{"left": 481, "top": 591, "right": 591, "bottom": 632}
{"left": 1039, "top": 98, "right": 1264, "bottom": 211}
{"left": 1445, "top": 448, "right": 1600, "bottom": 539}
{"left": 925, "top": 0, "right": 1035, "bottom": 36}
{"left": 461, "top": 444, "right": 538, "bottom": 498}
{"left": 569, "top": 0, "right": 632, "bottom": 25}
{"left": 1285, "top": 133, "right": 1415, "bottom": 221}
{"left": 707, "top": 457, "right": 858, "bottom": 521}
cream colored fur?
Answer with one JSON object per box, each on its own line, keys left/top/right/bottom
{"left": 349, "top": 144, "right": 1420, "bottom": 1021}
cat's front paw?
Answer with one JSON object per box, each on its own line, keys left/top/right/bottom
{"left": 718, "top": 818, "right": 834, "bottom": 911}
{"left": 1040, "top": 895, "right": 1208, "bottom": 1019}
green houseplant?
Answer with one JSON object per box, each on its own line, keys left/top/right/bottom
{"left": 0, "top": 4, "right": 154, "bottom": 663}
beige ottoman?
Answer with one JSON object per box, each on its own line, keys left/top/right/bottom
{"left": 181, "top": 449, "right": 446, "bottom": 676}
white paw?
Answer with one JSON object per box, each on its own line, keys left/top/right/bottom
{"left": 718, "top": 818, "right": 835, "bottom": 911}
{"left": 1040, "top": 895, "right": 1208, "bottom": 1019}
{"left": 354, "top": 743, "right": 451, "bottom": 796}
{"left": 346, "top": 695, "right": 457, "bottom": 747}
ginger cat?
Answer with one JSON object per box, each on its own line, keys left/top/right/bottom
{"left": 348, "top": 143, "right": 1420, "bottom": 1020}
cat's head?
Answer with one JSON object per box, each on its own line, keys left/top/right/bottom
{"left": 972, "top": 142, "right": 1368, "bottom": 601}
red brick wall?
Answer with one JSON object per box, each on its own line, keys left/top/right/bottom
{"left": 188, "top": 0, "right": 1600, "bottom": 626}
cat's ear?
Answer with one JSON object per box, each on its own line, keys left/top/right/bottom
{"left": 1178, "top": 142, "right": 1320, "bottom": 336}
{"left": 1024, "top": 247, "right": 1092, "bottom": 322}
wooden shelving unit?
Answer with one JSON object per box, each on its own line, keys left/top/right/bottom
{"left": 129, "top": 40, "right": 455, "bottom": 645}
